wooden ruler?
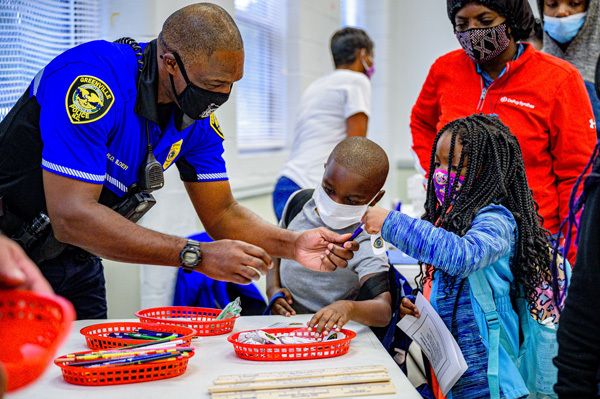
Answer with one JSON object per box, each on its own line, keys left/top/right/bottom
{"left": 213, "top": 365, "right": 387, "bottom": 385}
{"left": 209, "top": 365, "right": 395, "bottom": 398}
{"left": 210, "top": 382, "right": 396, "bottom": 399}
{"left": 208, "top": 372, "right": 390, "bottom": 393}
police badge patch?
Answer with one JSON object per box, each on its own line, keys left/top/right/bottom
{"left": 163, "top": 139, "right": 183, "bottom": 170}
{"left": 66, "top": 75, "right": 114, "bottom": 124}
{"left": 210, "top": 113, "right": 225, "bottom": 140}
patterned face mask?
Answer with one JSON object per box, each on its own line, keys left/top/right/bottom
{"left": 456, "top": 23, "right": 511, "bottom": 64}
{"left": 433, "top": 168, "right": 465, "bottom": 205}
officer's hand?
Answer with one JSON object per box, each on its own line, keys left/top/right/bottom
{"left": 294, "top": 228, "right": 358, "bottom": 272}
{"left": 194, "top": 239, "right": 272, "bottom": 284}
{"left": 0, "top": 235, "right": 53, "bottom": 294}
{"left": 269, "top": 288, "right": 296, "bottom": 317}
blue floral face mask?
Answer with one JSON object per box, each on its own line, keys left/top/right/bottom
{"left": 543, "top": 12, "right": 586, "bottom": 44}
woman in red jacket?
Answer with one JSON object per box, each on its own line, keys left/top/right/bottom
{"left": 410, "top": 0, "right": 596, "bottom": 264}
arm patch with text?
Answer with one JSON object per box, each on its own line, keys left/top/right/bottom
{"left": 65, "top": 75, "right": 114, "bottom": 124}
{"left": 210, "top": 113, "right": 225, "bottom": 140}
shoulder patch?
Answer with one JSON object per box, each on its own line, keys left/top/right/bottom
{"left": 163, "top": 139, "right": 183, "bottom": 170}
{"left": 210, "top": 113, "right": 225, "bottom": 140}
{"left": 65, "top": 75, "right": 114, "bottom": 124}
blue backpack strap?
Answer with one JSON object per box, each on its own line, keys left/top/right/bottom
{"left": 468, "top": 270, "right": 501, "bottom": 399}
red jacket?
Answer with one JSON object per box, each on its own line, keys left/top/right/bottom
{"left": 411, "top": 44, "right": 596, "bottom": 264}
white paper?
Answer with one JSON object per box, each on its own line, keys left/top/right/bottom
{"left": 398, "top": 292, "right": 468, "bottom": 395}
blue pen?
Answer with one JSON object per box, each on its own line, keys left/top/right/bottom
{"left": 84, "top": 351, "right": 182, "bottom": 368}
{"left": 347, "top": 222, "right": 364, "bottom": 242}
{"left": 137, "top": 329, "right": 183, "bottom": 338}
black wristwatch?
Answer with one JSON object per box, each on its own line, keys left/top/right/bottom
{"left": 179, "top": 239, "right": 202, "bottom": 273}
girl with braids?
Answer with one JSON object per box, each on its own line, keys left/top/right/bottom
{"left": 363, "top": 114, "right": 565, "bottom": 399}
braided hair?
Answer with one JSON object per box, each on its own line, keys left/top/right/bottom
{"left": 418, "top": 114, "right": 552, "bottom": 316}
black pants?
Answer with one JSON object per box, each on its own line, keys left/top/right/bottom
{"left": 38, "top": 248, "right": 107, "bottom": 320}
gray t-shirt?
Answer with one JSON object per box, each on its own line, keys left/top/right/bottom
{"left": 279, "top": 197, "right": 389, "bottom": 314}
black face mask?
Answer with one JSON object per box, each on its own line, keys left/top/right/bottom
{"left": 169, "top": 52, "right": 231, "bottom": 120}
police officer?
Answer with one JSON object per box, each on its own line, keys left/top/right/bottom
{"left": 0, "top": 3, "right": 357, "bottom": 319}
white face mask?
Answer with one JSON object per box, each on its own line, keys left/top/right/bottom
{"left": 313, "top": 185, "right": 375, "bottom": 230}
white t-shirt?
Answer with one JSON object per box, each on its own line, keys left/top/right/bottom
{"left": 278, "top": 69, "right": 371, "bottom": 189}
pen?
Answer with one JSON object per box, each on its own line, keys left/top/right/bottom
{"left": 126, "top": 333, "right": 175, "bottom": 340}
{"left": 64, "top": 351, "right": 179, "bottom": 367}
{"left": 103, "top": 355, "right": 184, "bottom": 368}
{"left": 85, "top": 352, "right": 187, "bottom": 368}
{"left": 122, "top": 337, "right": 184, "bottom": 350}
{"left": 79, "top": 351, "right": 184, "bottom": 367}
{"left": 347, "top": 222, "right": 364, "bottom": 242}
{"left": 56, "top": 348, "right": 194, "bottom": 363}
{"left": 107, "top": 332, "right": 176, "bottom": 340}
{"left": 137, "top": 329, "right": 183, "bottom": 338}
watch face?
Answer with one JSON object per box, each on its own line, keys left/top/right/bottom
{"left": 183, "top": 252, "right": 198, "bottom": 263}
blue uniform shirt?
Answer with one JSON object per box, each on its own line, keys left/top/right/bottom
{"left": 33, "top": 39, "right": 228, "bottom": 198}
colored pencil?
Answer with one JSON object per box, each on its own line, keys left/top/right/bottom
{"left": 56, "top": 347, "right": 194, "bottom": 363}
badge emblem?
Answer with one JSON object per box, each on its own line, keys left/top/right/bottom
{"left": 66, "top": 75, "right": 114, "bottom": 124}
{"left": 163, "top": 139, "right": 183, "bottom": 170}
{"left": 210, "top": 113, "right": 225, "bottom": 140}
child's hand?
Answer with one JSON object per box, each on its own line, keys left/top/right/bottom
{"left": 362, "top": 206, "right": 390, "bottom": 235}
{"left": 269, "top": 288, "right": 296, "bottom": 317}
{"left": 400, "top": 297, "right": 420, "bottom": 319}
{"left": 306, "top": 301, "right": 353, "bottom": 336}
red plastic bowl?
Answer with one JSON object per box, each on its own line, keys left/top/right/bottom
{"left": 135, "top": 306, "right": 237, "bottom": 336}
{"left": 80, "top": 321, "right": 196, "bottom": 350}
{"left": 55, "top": 349, "right": 195, "bottom": 386}
{"left": 0, "top": 290, "right": 75, "bottom": 392}
{"left": 228, "top": 328, "right": 357, "bottom": 361}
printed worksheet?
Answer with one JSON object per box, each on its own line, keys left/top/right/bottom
{"left": 398, "top": 292, "right": 468, "bottom": 395}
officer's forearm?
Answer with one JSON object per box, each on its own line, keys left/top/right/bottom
{"left": 51, "top": 200, "right": 186, "bottom": 266}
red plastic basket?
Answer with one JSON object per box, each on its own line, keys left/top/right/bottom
{"left": 54, "top": 349, "right": 195, "bottom": 386}
{"left": 135, "top": 306, "right": 237, "bottom": 336}
{"left": 80, "top": 322, "right": 196, "bottom": 350}
{"left": 0, "top": 290, "right": 75, "bottom": 392}
{"left": 227, "top": 328, "right": 357, "bottom": 361}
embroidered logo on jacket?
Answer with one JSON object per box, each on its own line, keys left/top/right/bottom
{"left": 500, "top": 96, "right": 535, "bottom": 109}
{"left": 66, "top": 76, "right": 114, "bottom": 124}
{"left": 163, "top": 139, "right": 183, "bottom": 170}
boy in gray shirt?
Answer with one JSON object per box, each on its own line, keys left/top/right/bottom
{"left": 266, "top": 137, "right": 392, "bottom": 336}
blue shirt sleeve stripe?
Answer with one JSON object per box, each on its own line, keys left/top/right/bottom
{"left": 196, "top": 172, "right": 228, "bottom": 181}
{"left": 41, "top": 158, "right": 105, "bottom": 183}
